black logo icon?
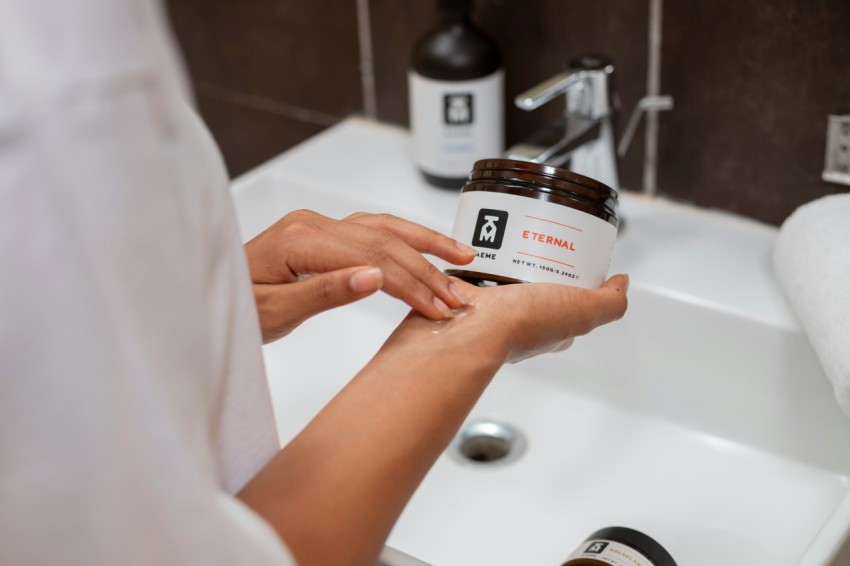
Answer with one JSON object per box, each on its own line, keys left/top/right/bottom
{"left": 585, "top": 541, "right": 609, "bottom": 554}
{"left": 444, "top": 93, "right": 474, "bottom": 125}
{"left": 472, "top": 208, "right": 508, "bottom": 250}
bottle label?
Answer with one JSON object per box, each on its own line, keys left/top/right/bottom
{"left": 450, "top": 191, "right": 616, "bottom": 288}
{"left": 563, "top": 539, "right": 654, "bottom": 566}
{"left": 409, "top": 70, "right": 504, "bottom": 178}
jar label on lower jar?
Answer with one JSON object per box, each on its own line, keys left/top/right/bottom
{"left": 562, "top": 539, "right": 654, "bottom": 566}
{"left": 451, "top": 190, "right": 617, "bottom": 288}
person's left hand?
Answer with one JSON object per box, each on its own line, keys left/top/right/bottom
{"left": 245, "top": 210, "right": 477, "bottom": 343}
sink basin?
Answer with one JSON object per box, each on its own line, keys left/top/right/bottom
{"left": 230, "top": 118, "right": 850, "bottom": 565}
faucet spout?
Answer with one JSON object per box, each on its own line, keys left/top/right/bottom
{"left": 505, "top": 115, "right": 601, "bottom": 169}
{"left": 505, "top": 55, "right": 620, "bottom": 189}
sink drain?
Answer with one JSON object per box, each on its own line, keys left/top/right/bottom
{"left": 451, "top": 420, "right": 526, "bottom": 465}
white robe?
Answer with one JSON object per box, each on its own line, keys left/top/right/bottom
{"left": 0, "top": 0, "right": 294, "bottom": 563}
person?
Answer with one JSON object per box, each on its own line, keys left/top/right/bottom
{"left": 0, "top": 1, "right": 628, "bottom": 565}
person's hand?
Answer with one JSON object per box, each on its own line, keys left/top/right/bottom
{"left": 239, "top": 274, "right": 628, "bottom": 566}
{"left": 383, "top": 274, "right": 629, "bottom": 364}
{"left": 245, "top": 210, "right": 477, "bottom": 342}
{"left": 491, "top": 274, "right": 629, "bottom": 362}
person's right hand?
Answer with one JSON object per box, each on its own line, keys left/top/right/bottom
{"left": 245, "top": 210, "right": 477, "bottom": 343}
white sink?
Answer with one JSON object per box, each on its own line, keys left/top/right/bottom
{"left": 231, "top": 118, "right": 850, "bottom": 565}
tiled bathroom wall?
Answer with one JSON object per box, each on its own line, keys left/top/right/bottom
{"left": 166, "top": 0, "right": 849, "bottom": 225}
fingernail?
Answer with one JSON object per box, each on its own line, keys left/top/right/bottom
{"left": 623, "top": 275, "right": 630, "bottom": 293}
{"left": 349, "top": 268, "right": 383, "bottom": 293}
{"left": 455, "top": 241, "right": 477, "bottom": 256}
{"left": 433, "top": 296, "right": 454, "bottom": 318}
{"left": 449, "top": 282, "right": 471, "bottom": 305}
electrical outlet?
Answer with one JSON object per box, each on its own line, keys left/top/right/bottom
{"left": 822, "top": 114, "right": 850, "bottom": 186}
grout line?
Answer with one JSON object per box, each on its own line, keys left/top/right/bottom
{"left": 643, "top": 0, "right": 663, "bottom": 196}
{"left": 355, "top": 0, "right": 378, "bottom": 119}
{"left": 194, "top": 82, "right": 340, "bottom": 127}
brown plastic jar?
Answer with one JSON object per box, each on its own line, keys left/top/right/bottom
{"left": 447, "top": 159, "right": 619, "bottom": 288}
{"left": 562, "top": 526, "right": 677, "bottom": 566}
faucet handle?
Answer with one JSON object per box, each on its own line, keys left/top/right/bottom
{"left": 616, "top": 95, "right": 674, "bottom": 158}
{"left": 515, "top": 70, "right": 586, "bottom": 111}
{"left": 514, "top": 55, "right": 616, "bottom": 117}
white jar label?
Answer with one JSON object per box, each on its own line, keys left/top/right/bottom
{"left": 563, "top": 539, "right": 654, "bottom": 566}
{"left": 408, "top": 70, "right": 504, "bottom": 178}
{"left": 450, "top": 191, "right": 617, "bottom": 288}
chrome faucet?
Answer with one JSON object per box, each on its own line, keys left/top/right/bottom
{"left": 507, "top": 55, "right": 620, "bottom": 188}
{"left": 506, "top": 54, "right": 672, "bottom": 191}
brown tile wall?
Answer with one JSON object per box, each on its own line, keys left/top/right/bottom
{"left": 165, "top": 0, "right": 361, "bottom": 176}
{"left": 658, "top": 0, "right": 850, "bottom": 224}
{"left": 166, "top": 0, "right": 849, "bottom": 224}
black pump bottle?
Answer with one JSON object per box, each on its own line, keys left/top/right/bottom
{"left": 408, "top": 0, "right": 503, "bottom": 189}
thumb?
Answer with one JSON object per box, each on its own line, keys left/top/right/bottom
{"left": 256, "top": 266, "right": 383, "bottom": 343}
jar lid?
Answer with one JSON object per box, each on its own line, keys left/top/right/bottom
{"left": 468, "top": 170, "right": 618, "bottom": 214}
{"left": 585, "top": 526, "right": 677, "bottom": 566}
{"left": 466, "top": 158, "right": 618, "bottom": 221}
{"left": 470, "top": 158, "right": 618, "bottom": 202}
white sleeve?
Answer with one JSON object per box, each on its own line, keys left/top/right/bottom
{"left": 0, "top": 0, "right": 293, "bottom": 564}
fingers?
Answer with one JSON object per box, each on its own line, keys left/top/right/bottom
{"left": 489, "top": 274, "right": 629, "bottom": 363}
{"left": 548, "top": 274, "right": 629, "bottom": 338}
{"left": 345, "top": 212, "right": 477, "bottom": 265}
{"left": 589, "top": 274, "right": 630, "bottom": 326}
{"left": 335, "top": 225, "right": 471, "bottom": 319}
{"left": 252, "top": 210, "right": 474, "bottom": 320}
{"left": 344, "top": 214, "right": 478, "bottom": 315}
{"left": 255, "top": 266, "right": 383, "bottom": 343}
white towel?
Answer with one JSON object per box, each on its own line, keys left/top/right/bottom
{"left": 774, "top": 193, "right": 850, "bottom": 417}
